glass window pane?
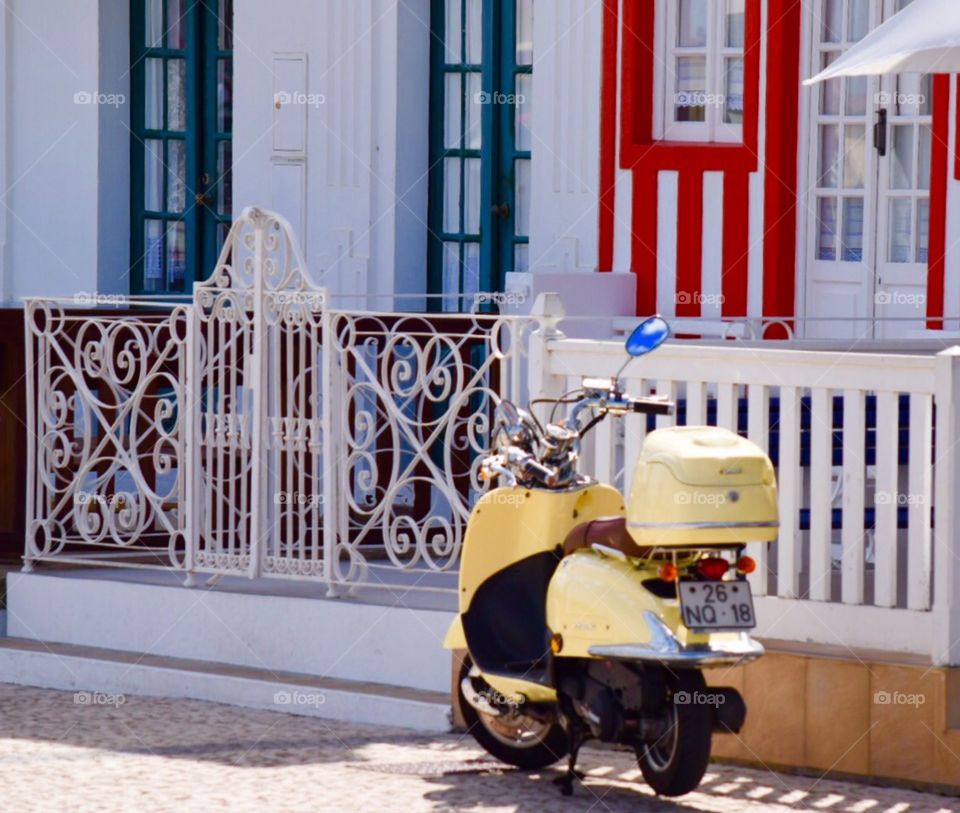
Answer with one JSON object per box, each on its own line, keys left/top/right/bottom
{"left": 817, "top": 197, "right": 838, "bottom": 261}
{"left": 166, "top": 0, "right": 185, "bottom": 49}
{"left": 144, "top": 139, "right": 164, "bottom": 212}
{"left": 515, "top": 159, "right": 531, "bottom": 237}
{"left": 166, "top": 140, "right": 186, "bottom": 213}
{"left": 466, "top": 0, "right": 482, "bottom": 64}
{"left": 819, "top": 124, "right": 840, "bottom": 188}
{"left": 463, "top": 243, "right": 480, "bottom": 300}
{"left": 444, "top": 74, "right": 462, "bottom": 149}
{"left": 820, "top": 54, "right": 840, "bottom": 115}
{"left": 919, "top": 73, "right": 932, "bottom": 116}
{"left": 917, "top": 124, "right": 932, "bottom": 190}
{"left": 888, "top": 198, "right": 912, "bottom": 263}
{"left": 517, "top": 0, "right": 534, "bottom": 64}
{"left": 916, "top": 199, "right": 930, "bottom": 264}
{"left": 217, "top": 59, "right": 233, "bottom": 133}
{"left": 167, "top": 59, "right": 187, "bottom": 131}
{"left": 145, "top": 59, "right": 163, "bottom": 130}
{"left": 464, "top": 157, "right": 481, "bottom": 235}
{"left": 466, "top": 73, "right": 482, "bottom": 150}
{"left": 442, "top": 243, "right": 460, "bottom": 312}
{"left": 843, "top": 124, "right": 866, "bottom": 189}
{"left": 443, "top": 158, "right": 461, "bottom": 233}
{"left": 516, "top": 74, "right": 532, "bottom": 151}
{"left": 725, "top": 0, "right": 745, "bottom": 48}
{"left": 890, "top": 125, "right": 914, "bottom": 190}
{"left": 166, "top": 221, "right": 187, "bottom": 288}
{"left": 145, "top": 0, "right": 163, "bottom": 47}
{"left": 844, "top": 76, "right": 867, "bottom": 116}
{"left": 848, "top": 0, "right": 870, "bottom": 42}
{"left": 675, "top": 56, "right": 706, "bottom": 122}
{"left": 841, "top": 197, "right": 864, "bottom": 261}
{"left": 218, "top": 0, "right": 234, "bottom": 50}
{"left": 678, "top": 0, "right": 708, "bottom": 47}
{"left": 218, "top": 141, "right": 232, "bottom": 215}
{"left": 823, "top": 0, "right": 842, "bottom": 43}
{"left": 514, "top": 244, "right": 530, "bottom": 274}
{"left": 724, "top": 58, "right": 744, "bottom": 124}
{"left": 144, "top": 220, "right": 164, "bottom": 289}
{"left": 445, "top": 0, "right": 462, "bottom": 64}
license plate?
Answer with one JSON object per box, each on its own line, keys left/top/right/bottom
{"left": 679, "top": 581, "right": 756, "bottom": 631}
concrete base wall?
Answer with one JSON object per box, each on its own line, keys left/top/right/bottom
{"left": 7, "top": 571, "right": 455, "bottom": 694}
{"left": 706, "top": 649, "right": 960, "bottom": 792}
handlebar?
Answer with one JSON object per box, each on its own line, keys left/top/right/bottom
{"left": 631, "top": 397, "right": 674, "bottom": 416}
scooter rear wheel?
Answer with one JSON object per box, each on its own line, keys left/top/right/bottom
{"left": 457, "top": 656, "right": 568, "bottom": 770}
{"left": 636, "top": 670, "right": 712, "bottom": 797}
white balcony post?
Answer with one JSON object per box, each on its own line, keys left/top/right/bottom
{"left": 527, "top": 293, "right": 566, "bottom": 426}
{"left": 320, "top": 293, "right": 337, "bottom": 596}
{"left": 933, "top": 347, "right": 960, "bottom": 665}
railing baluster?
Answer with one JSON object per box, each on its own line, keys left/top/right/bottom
{"left": 809, "top": 387, "right": 833, "bottom": 602}
{"left": 746, "top": 383, "right": 769, "bottom": 595}
{"left": 777, "top": 386, "right": 802, "bottom": 598}
{"left": 874, "top": 391, "right": 899, "bottom": 608}
{"left": 841, "top": 389, "right": 866, "bottom": 606}
{"left": 907, "top": 393, "right": 933, "bottom": 611}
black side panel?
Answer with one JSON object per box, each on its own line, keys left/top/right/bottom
{"left": 462, "top": 550, "right": 560, "bottom": 678}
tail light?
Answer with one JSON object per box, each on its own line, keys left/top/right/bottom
{"left": 658, "top": 563, "right": 679, "bottom": 582}
{"left": 736, "top": 555, "right": 757, "bottom": 575}
{"left": 696, "top": 557, "right": 730, "bottom": 581}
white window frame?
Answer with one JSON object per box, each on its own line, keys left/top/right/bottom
{"left": 655, "top": 0, "right": 745, "bottom": 144}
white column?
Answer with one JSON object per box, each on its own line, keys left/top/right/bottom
{"left": 933, "top": 347, "right": 960, "bottom": 665}
{"left": 529, "top": 0, "right": 604, "bottom": 273}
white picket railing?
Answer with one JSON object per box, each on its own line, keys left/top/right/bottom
{"left": 544, "top": 338, "right": 960, "bottom": 665}
{"left": 21, "top": 208, "right": 960, "bottom": 665}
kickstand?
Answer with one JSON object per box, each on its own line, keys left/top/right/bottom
{"left": 553, "top": 718, "right": 587, "bottom": 797}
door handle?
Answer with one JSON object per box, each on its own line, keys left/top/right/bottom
{"left": 874, "top": 108, "right": 888, "bottom": 157}
{"left": 491, "top": 202, "right": 510, "bottom": 220}
{"left": 195, "top": 192, "right": 214, "bottom": 208}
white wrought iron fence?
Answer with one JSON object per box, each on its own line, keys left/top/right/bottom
{"left": 23, "top": 208, "right": 536, "bottom": 595}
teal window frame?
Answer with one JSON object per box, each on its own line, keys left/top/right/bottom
{"left": 129, "top": 0, "right": 233, "bottom": 295}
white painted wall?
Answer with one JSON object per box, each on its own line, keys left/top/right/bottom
{"left": 529, "top": 0, "right": 604, "bottom": 274}
{"left": 233, "top": 0, "right": 431, "bottom": 306}
{"left": 3, "top": 0, "right": 128, "bottom": 300}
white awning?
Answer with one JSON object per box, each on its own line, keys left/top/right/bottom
{"left": 805, "top": 0, "right": 960, "bottom": 84}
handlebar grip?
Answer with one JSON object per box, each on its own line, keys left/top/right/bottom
{"left": 522, "top": 457, "right": 558, "bottom": 485}
{"left": 632, "top": 399, "right": 674, "bottom": 416}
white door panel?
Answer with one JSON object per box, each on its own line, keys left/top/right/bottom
{"left": 804, "top": 0, "right": 931, "bottom": 340}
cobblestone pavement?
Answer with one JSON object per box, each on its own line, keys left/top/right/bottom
{"left": 0, "top": 684, "right": 956, "bottom": 813}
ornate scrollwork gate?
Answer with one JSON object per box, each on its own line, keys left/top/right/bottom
{"left": 24, "top": 208, "right": 534, "bottom": 592}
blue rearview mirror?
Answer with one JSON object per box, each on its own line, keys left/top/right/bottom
{"left": 625, "top": 316, "right": 671, "bottom": 357}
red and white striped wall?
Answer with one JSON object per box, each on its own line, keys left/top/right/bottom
{"left": 596, "top": 0, "right": 960, "bottom": 334}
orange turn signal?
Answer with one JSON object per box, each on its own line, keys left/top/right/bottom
{"left": 736, "top": 555, "right": 757, "bottom": 575}
{"left": 550, "top": 633, "right": 564, "bottom": 654}
{"left": 658, "top": 563, "right": 679, "bottom": 582}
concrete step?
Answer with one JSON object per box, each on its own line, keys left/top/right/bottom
{"left": 7, "top": 570, "right": 456, "bottom": 693}
{"left": 0, "top": 637, "right": 452, "bottom": 732}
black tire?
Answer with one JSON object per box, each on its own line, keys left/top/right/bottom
{"left": 457, "top": 656, "right": 568, "bottom": 770}
{"left": 637, "top": 670, "right": 713, "bottom": 797}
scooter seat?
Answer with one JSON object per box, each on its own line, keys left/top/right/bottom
{"left": 562, "top": 516, "right": 651, "bottom": 559}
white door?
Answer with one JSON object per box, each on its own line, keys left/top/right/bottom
{"left": 804, "top": 0, "right": 932, "bottom": 340}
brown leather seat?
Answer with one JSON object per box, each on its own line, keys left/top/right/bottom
{"left": 562, "top": 516, "right": 652, "bottom": 559}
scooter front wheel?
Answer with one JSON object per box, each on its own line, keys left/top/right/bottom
{"left": 457, "top": 656, "right": 568, "bottom": 770}
{"left": 637, "top": 670, "right": 712, "bottom": 797}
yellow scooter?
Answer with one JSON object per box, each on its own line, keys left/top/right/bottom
{"left": 444, "top": 316, "right": 778, "bottom": 797}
